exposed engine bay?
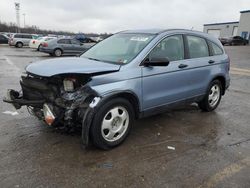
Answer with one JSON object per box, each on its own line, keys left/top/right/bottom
{"left": 4, "top": 73, "right": 101, "bottom": 147}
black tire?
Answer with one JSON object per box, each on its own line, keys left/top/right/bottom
{"left": 37, "top": 44, "right": 41, "bottom": 51}
{"left": 90, "top": 98, "right": 134, "bottom": 150}
{"left": 53, "top": 48, "right": 62, "bottom": 57}
{"left": 198, "top": 80, "right": 222, "bottom": 112}
{"left": 16, "top": 42, "right": 23, "bottom": 48}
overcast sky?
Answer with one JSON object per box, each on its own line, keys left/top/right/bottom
{"left": 0, "top": 0, "right": 249, "bottom": 33}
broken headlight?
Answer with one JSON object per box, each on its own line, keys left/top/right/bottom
{"left": 63, "top": 78, "right": 76, "bottom": 92}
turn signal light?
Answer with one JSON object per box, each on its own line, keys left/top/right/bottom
{"left": 43, "top": 104, "right": 55, "bottom": 126}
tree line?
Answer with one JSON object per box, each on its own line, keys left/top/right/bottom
{"left": 0, "top": 20, "right": 111, "bottom": 37}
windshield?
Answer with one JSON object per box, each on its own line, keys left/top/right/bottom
{"left": 81, "top": 33, "right": 155, "bottom": 64}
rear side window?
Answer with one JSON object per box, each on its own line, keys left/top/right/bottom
{"left": 71, "top": 39, "right": 80, "bottom": 45}
{"left": 209, "top": 41, "right": 223, "bottom": 56}
{"left": 58, "top": 39, "right": 71, "bottom": 44}
{"left": 149, "top": 35, "right": 184, "bottom": 62}
{"left": 187, "top": 36, "right": 209, "bottom": 58}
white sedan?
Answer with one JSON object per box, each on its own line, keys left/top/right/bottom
{"left": 29, "top": 36, "right": 56, "bottom": 50}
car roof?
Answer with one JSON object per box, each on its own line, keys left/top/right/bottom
{"left": 120, "top": 29, "right": 218, "bottom": 43}
{"left": 120, "top": 29, "right": 205, "bottom": 35}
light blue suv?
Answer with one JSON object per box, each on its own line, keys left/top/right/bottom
{"left": 4, "top": 29, "right": 230, "bottom": 149}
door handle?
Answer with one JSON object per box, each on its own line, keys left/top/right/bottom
{"left": 178, "top": 64, "right": 188, "bottom": 69}
{"left": 208, "top": 60, "right": 215, "bottom": 64}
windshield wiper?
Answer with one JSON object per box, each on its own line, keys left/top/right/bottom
{"left": 87, "top": 57, "right": 102, "bottom": 62}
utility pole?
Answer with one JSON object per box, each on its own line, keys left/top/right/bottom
{"left": 23, "top": 13, "right": 26, "bottom": 28}
{"left": 15, "top": 2, "right": 20, "bottom": 33}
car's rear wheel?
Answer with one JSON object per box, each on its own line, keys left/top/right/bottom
{"left": 198, "top": 80, "right": 222, "bottom": 112}
{"left": 90, "top": 98, "right": 134, "bottom": 150}
{"left": 16, "top": 42, "right": 23, "bottom": 48}
{"left": 54, "top": 49, "right": 62, "bottom": 57}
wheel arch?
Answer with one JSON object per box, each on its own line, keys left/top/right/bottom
{"left": 211, "top": 75, "right": 226, "bottom": 95}
{"left": 100, "top": 91, "right": 141, "bottom": 119}
{"left": 15, "top": 41, "right": 23, "bottom": 47}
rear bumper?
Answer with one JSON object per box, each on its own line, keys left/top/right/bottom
{"left": 39, "top": 48, "right": 54, "bottom": 53}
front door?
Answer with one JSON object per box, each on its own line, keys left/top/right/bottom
{"left": 142, "top": 35, "right": 191, "bottom": 110}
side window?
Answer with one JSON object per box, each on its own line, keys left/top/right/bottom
{"left": 58, "top": 39, "right": 71, "bottom": 44}
{"left": 14, "top": 34, "right": 21, "bottom": 38}
{"left": 187, "top": 36, "right": 209, "bottom": 58}
{"left": 26, "top": 35, "right": 33, "bottom": 39}
{"left": 58, "top": 39, "right": 65, "bottom": 44}
{"left": 209, "top": 41, "right": 223, "bottom": 56}
{"left": 71, "top": 39, "right": 80, "bottom": 45}
{"left": 149, "top": 35, "right": 184, "bottom": 62}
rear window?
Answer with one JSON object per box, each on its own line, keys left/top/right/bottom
{"left": 187, "top": 35, "right": 209, "bottom": 58}
{"left": 209, "top": 41, "right": 223, "bottom": 56}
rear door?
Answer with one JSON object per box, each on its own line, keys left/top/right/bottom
{"left": 22, "top": 35, "right": 32, "bottom": 45}
{"left": 57, "top": 39, "right": 72, "bottom": 53}
{"left": 71, "top": 39, "right": 85, "bottom": 53}
{"left": 181, "top": 35, "right": 216, "bottom": 97}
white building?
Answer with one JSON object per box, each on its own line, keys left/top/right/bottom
{"left": 203, "top": 10, "right": 250, "bottom": 41}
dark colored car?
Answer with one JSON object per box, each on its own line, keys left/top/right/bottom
{"left": 219, "top": 36, "right": 248, "bottom": 46}
{"left": 39, "top": 38, "right": 96, "bottom": 57}
{"left": 0, "top": 34, "right": 9, "bottom": 44}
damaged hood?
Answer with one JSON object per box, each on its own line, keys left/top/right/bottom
{"left": 26, "top": 57, "right": 121, "bottom": 77}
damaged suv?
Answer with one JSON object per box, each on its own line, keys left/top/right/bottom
{"left": 4, "top": 29, "right": 230, "bottom": 150}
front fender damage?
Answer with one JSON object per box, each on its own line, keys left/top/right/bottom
{"left": 3, "top": 73, "right": 104, "bottom": 148}
{"left": 58, "top": 87, "right": 102, "bottom": 148}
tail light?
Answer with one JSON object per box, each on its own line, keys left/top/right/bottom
{"left": 33, "top": 40, "right": 35, "bottom": 44}
{"left": 42, "top": 42, "right": 48, "bottom": 47}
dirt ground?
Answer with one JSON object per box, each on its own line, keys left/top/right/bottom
{"left": 0, "top": 45, "right": 250, "bottom": 188}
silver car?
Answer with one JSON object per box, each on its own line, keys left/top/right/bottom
{"left": 8, "top": 33, "right": 38, "bottom": 48}
{"left": 39, "top": 38, "right": 96, "bottom": 57}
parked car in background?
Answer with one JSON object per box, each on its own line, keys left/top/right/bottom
{"left": 39, "top": 38, "right": 96, "bottom": 57}
{"left": 4, "top": 29, "right": 230, "bottom": 149}
{"left": 219, "top": 36, "right": 248, "bottom": 46}
{"left": 0, "top": 34, "right": 9, "bottom": 44}
{"left": 29, "top": 36, "right": 56, "bottom": 51}
{"left": 9, "top": 33, "right": 38, "bottom": 48}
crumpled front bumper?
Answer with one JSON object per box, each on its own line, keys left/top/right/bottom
{"left": 3, "top": 85, "right": 102, "bottom": 149}
{"left": 3, "top": 89, "right": 45, "bottom": 109}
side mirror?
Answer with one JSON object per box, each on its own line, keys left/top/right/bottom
{"left": 144, "top": 57, "right": 170, "bottom": 67}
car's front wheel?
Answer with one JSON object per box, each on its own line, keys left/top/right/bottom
{"left": 198, "top": 80, "right": 222, "bottom": 112}
{"left": 90, "top": 98, "right": 134, "bottom": 150}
